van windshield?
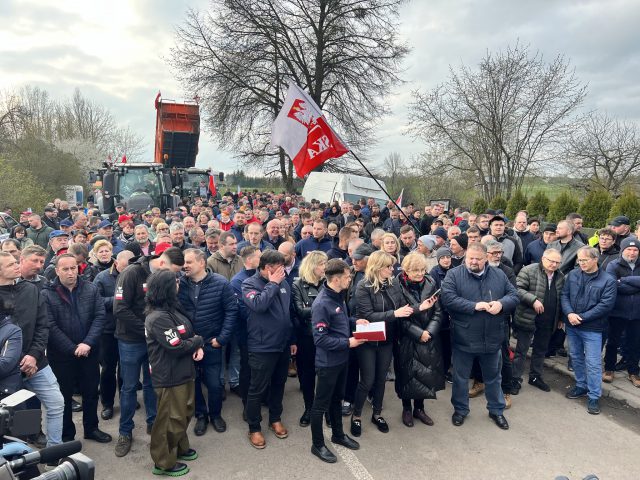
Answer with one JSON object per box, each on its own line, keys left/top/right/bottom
{"left": 343, "top": 194, "right": 387, "bottom": 207}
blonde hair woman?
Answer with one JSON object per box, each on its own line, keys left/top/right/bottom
{"left": 380, "top": 233, "right": 401, "bottom": 275}
{"left": 351, "top": 251, "right": 413, "bottom": 437}
{"left": 396, "top": 253, "right": 444, "bottom": 427}
{"left": 292, "top": 251, "right": 328, "bottom": 426}
{"left": 90, "top": 239, "right": 114, "bottom": 272}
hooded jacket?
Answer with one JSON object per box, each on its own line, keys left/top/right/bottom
{"left": 0, "top": 315, "right": 23, "bottom": 394}
{"left": 606, "top": 257, "right": 640, "bottom": 321}
{"left": 311, "top": 284, "right": 353, "bottom": 368}
{"left": 114, "top": 256, "right": 151, "bottom": 343}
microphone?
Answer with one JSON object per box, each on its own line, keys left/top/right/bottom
{"left": 9, "top": 440, "right": 82, "bottom": 470}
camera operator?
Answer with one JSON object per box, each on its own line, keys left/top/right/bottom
{"left": 0, "top": 252, "right": 64, "bottom": 447}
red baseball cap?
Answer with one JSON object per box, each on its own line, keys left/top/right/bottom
{"left": 150, "top": 242, "right": 172, "bottom": 258}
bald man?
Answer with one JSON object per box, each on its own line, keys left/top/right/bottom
{"left": 278, "top": 241, "right": 299, "bottom": 287}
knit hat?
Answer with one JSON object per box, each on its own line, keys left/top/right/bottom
{"left": 452, "top": 234, "right": 468, "bottom": 250}
{"left": 433, "top": 227, "right": 447, "bottom": 241}
{"left": 436, "top": 247, "right": 452, "bottom": 260}
{"left": 418, "top": 235, "right": 436, "bottom": 251}
{"left": 620, "top": 237, "right": 639, "bottom": 254}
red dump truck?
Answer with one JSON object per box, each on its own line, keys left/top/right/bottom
{"left": 154, "top": 94, "right": 200, "bottom": 168}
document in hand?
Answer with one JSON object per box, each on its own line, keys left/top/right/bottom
{"left": 353, "top": 322, "right": 386, "bottom": 341}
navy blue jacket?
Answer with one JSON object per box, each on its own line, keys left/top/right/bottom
{"left": 561, "top": 268, "right": 617, "bottom": 332}
{"left": 0, "top": 316, "right": 23, "bottom": 394}
{"left": 524, "top": 238, "right": 547, "bottom": 266}
{"left": 230, "top": 268, "right": 255, "bottom": 345}
{"left": 295, "top": 236, "right": 333, "bottom": 259}
{"left": 312, "top": 285, "right": 354, "bottom": 368}
{"left": 606, "top": 258, "right": 640, "bottom": 321}
{"left": 242, "top": 272, "right": 293, "bottom": 353}
{"left": 42, "top": 278, "right": 105, "bottom": 358}
{"left": 93, "top": 265, "right": 119, "bottom": 335}
{"left": 441, "top": 264, "right": 519, "bottom": 354}
{"left": 178, "top": 273, "right": 238, "bottom": 346}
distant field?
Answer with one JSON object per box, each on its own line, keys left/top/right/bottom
{"left": 519, "top": 177, "right": 579, "bottom": 201}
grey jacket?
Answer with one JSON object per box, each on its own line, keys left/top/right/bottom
{"left": 546, "top": 238, "right": 584, "bottom": 275}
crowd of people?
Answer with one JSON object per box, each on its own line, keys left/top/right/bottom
{"left": 0, "top": 191, "right": 639, "bottom": 475}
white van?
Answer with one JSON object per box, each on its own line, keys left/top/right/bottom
{"left": 301, "top": 172, "right": 389, "bottom": 206}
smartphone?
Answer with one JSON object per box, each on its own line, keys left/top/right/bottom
{"left": 431, "top": 288, "right": 441, "bottom": 298}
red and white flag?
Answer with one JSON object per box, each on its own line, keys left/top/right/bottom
{"left": 395, "top": 189, "right": 404, "bottom": 208}
{"left": 208, "top": 175, "right": 217, "bottom": 196}
{"left": 271, "top": 83, "right": 349, "bottom": 178}
{"left": 121, "top": 154, "right": 127, "bottom": 164}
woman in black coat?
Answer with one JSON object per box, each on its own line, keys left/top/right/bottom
{"left": 397, "top": 253, "right": 445, "bottom": 427}
{"left": 291, "top": 251, "right": 328, "bottom": 427}
{"left": 351, "top": 251, "right": 413, "bottom": 436}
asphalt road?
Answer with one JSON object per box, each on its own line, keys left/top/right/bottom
{"left": 71, "top": 364, "right": 640, "bottom": 480}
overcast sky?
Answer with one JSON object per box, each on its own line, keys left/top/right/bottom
{"left": 1, "top": 0, "right": 638, "bottom": 175}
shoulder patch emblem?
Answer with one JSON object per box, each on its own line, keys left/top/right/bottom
{"left": 143, "top": 283, "right": 148, "bottom": 293}
{"left": 176, "top": 324, "right": 186, "bottom": 334}
{"left": 115, "top": 286, "right": 124, "bottom": 301}
{"left": 335, "top": 306, "right": 341, "bottom": 314}
{"left": 245, "top": 291, "right": 257, "bottom": 300}
{"left": 164, "top": 328, "right": 181, "bottom": 346}
{"left": 315, "top": 322, "right": 327, "bottom": 333}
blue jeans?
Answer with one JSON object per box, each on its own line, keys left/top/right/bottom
{"left": 451, "top": 348, "right": 505, "bottom": 416}
{"left": 195, "top": 346, "right": 224, "bottom": 420}
{"left": 118, "top": 340, "right": 156, "bottom": 436}
{"left": 219, "top": 334, "right": 241, "bottom": 387}
{"left": 23, "top": 365, "right": 65, "bottom": 446}
{"left": 567, "top": 328, "right": 602, "bottom": 400}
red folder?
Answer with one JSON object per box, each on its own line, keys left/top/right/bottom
{"left": 354, "top": 322, "right": 386, "bottom": 341}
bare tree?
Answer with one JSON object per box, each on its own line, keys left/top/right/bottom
{"left": 170, "top": 0, "right": 409, "bottom": 190}
{"left": 382, "top": 152, "right": 405, "bottom": 194}
{"left": 407, "top": 44, "right": 586, "bottom": 201}
{"left": 565, "top": 112, "right": 640, "bottom": 194}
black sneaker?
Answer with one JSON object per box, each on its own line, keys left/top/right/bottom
{"left": 341, "top": 401, "right": 353, "bottom": 416}
{"left": 71, "top": 400, "right": 82, "bottom": 412}
{"left": 566, "top": 386, "right": 588, "bottom": 399}
{"left": 193, "top": 417, "right": 207, "bottom": 436}
{"left": 299, "top": 410, "right": 311, "bottom": 427}
{"left": 445, "top": 372, "right": 453, "bottom": 384}
{"left": 350, "top": 417, "right": 362, "bottom": 437}
{"left": 529, "top": 376, "right": 551, "bottom": 392}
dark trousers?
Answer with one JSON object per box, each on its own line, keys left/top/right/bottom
{"left": 546, "top": 328, "right": 566, "bottom": 355}
{"left": 296, "top": 334, "right": 316, "bottom": 410}
{"left": 401, "top": 398, "right": 425, "bottom": 410}
{"left": 246, "top": 350, "right": 289, "bottom": 433}
{"left": 353, "top": 342, "right": 393, "bottom": 417}
{"left": 239, "top": 344, "right": 250, "bottom": 406}
{"left": 472, "top": 341, "right": 514, "bottom": 393}
{"left": 441, "top": 328, "right": 452, "bottom": 373}
{"left": 311, "top": 362, "right": 347, "bottom": 448}
{"left": 451, "top": 348, "right": 505, "bottom": 416}
{"left": 99, "top": 333, "right": 120, "bottom": 408}
{"left": 194, "top": 346, "right": 224, "bottom": 420}
{"left": 150, "top": 381, "right": 194, "bottom": 470}
{"left": 50, "top": 352, "right": 100, "bottom": 440}
{"left": 513, "top": 323, "right": 554, "bottom": 381}
{"left": 343, "top": 349, "right": 360, "bottom": 404}
{"left": 605, "top": 317, "right": 640, "bottom": 375}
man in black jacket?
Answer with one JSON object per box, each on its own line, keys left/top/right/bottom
{"left": 242, "top": 250, "right": 295, "bottom": 449}
{"left": 0, "top": 251, "right": 64, "bottom": 447}
{"left": 113, "top": 244, "right": 185, "bottom": 457}
{"left": 43, "top": 253, "right": 110, "bottom": 443}
{"left": 93, "top": 250, "right": 134, "bottom": 421}
{"left": 309, "top": 259, "right": 366, "bottom": 463}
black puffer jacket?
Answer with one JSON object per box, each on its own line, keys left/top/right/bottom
{"left": 354, "top": 277, "right": 404, "bottom": 344}
{"left": 396, "top": 274, "right": 445, "bottom": 400}
{"left": 93, "top": 265, "right": 120, "bottom": 335}
{"left": 145, "top": 309, "right": 203, "bottom": 388}
{"left": 291, "top": 278, "right": 321, "bottom": 337}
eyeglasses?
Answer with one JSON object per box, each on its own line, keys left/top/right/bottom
{"left": 576, "top": 258, "right": 595, "bottom": 263}
{"left": 542, "top": 257, "right": 561, "bottom": 265}
{"left": 487, "top": 251, "right": 502, "bottom": 256}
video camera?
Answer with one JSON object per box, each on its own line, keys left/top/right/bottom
{"left": 0, "top": 391, "right": 94, "bottom": 480}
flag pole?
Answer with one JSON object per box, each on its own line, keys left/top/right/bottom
{"left": 348, "top": 151, "right": 419, "bottom": 235}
